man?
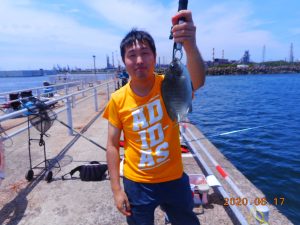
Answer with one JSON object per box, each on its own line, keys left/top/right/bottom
{"left": 120, "top": 70, "right": 129, "bottom": 87}
{"left": 103, "top": 10, "right": 205, "bottom": 225}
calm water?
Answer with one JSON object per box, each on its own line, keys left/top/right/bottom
{"left": 1, "top": 74, "right": 299, "bottom": 223}
{"left": 0, "top": 76, "right": 52, "bottom": 93}
{"left": 0, "top": 74, "right": 114, "bottom": 93}
{"left": 189, "top": 74, "right": 300, "bottom": 224}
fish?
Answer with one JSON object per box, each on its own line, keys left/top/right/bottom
{"left": 161, "top": 58, "right": 193, "bottom": 122}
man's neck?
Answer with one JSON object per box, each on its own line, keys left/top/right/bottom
{"left": 130, "top": 74, "right": 155, "bottom": 97}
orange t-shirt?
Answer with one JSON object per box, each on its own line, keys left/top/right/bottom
{"left": 102, "top": 74, "right": 183, "bottom": 183}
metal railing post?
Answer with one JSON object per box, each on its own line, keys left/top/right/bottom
{"left": 81, "top": 81, "right": 85, "bottom": 97}
{"left": 71, "top": 94, "right": 76, "bottom": 108}
{"left": 66, "top": 97, "right": 73, "bottom": 135}
{"left": 36, "top": 89, "right": 41, "bottom": 98}
{"left": 94, "top": 88, "right": 98, "bottom": 112}
{"left": 65, "top": 84, "right": 68, "bottom": 95}
{"left": 114, "top": 79, "right": 117, "bottom": 90}
{"left": 106, "top": 83, "right": 110, "bottom": 101}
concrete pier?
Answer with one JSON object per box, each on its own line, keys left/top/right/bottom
{"left": 0, "top": 87, "right": 293, "bottom": 225}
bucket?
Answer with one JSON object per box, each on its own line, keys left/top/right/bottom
{"left": 188, "top": 174, "right": 210, "bottom": 205}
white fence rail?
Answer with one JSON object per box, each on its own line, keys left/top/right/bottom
{"left": 0, "top": 80, "right": 116, "bottom": 140}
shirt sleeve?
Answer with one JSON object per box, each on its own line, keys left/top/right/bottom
{"left": 102, "top": 97, "right": 122, "bottom": 129}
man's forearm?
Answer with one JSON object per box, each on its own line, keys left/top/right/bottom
{"left": 186, "top": 45, "right": 206, "bottom": 91}
{"left": 106, "top": 146, "right": 122, "bottom": 192}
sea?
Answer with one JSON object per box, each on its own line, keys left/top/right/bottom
{"left": 0, "top": 74, "right": 114, "bottom": 94}
{"left": 189, "top": 73, "right": 300, "bottom": 224}
{"left": 1, "top": 73, "right": 299, "bottom": 224}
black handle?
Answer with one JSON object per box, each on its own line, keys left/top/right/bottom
{"left": 178, "top": 0, "right": 188, "bottom": 11}
{"left": 178, "top": 0, "right": 188, "bottom": 22}
{"left": 170, "top": 0, "right": 189, "bottom": 55}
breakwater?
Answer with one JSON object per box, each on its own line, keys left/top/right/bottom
{"left": 206, "top": 64, "right": 300, "bottom": 75}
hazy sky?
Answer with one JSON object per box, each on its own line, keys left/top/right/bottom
{"left": 0, "top": 0, "right": 299, "bottom": 70}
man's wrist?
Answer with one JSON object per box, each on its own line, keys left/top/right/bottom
{"left": 111, "top": 184, "right": 122, "bottom": 193}
{"left": 184, "top": 42, "right": 198, "bottom": 55}
{"left": 112, "top": 188, "right": 122, "bottom": 194}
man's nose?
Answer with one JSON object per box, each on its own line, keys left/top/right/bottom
{"left": 136, "top": 55, "right": 144, "bottom": 64}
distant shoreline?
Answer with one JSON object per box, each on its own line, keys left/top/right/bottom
{"left": 155, "top": 62, "right": 300, "bottom": 76}
{"left": 206, "top": 65, "right": 300, "bottom": 75}
{"left": 206, "top": 71, "right": 300, "bottom": 76}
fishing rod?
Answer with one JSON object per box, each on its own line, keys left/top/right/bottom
{"left": 183, "top": 122, "right": 283, "bottom": 142}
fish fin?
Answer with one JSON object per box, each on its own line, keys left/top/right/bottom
{"left": 179, "top": 120, "right": 196, "bottom": 126}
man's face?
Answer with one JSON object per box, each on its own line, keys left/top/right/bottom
{"left": 124, "top": 40, "right": 156, "bottom": 81}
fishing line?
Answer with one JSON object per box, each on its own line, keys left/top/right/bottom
{"left": 184, "top": 122, "right": 283, "bottom": 142}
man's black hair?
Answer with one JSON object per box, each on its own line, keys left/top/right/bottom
{"left": 120, "top": 29, "right": 156, "bottom": 63}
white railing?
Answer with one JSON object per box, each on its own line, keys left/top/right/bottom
{"left": 0, "top": 80, "right": 116, "bottom": 140}
{"left": 0, "top": 81, "right": 82, "bottom": 104}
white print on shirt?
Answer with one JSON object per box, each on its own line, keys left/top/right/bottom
{"left": 131, "top": 98, "right": 169, "bottom": 170}
{"left": 132, "top": 107, "right": 148, "bottom": 131}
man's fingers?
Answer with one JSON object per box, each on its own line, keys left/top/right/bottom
{"left": 125, "top": 199, "right": 131, "bottom": 212}
{"left": 117, "top": 204, "right": 131, "bottom": 216}
{"left": 172, "top": 23, "right": 196, "bottom": 33}
{"left": 172, "top": 10, "right": 193, "bottom": 25}
{"left": 172, "top": 29, "right": 195, "bottom": 39}
{"left": 116, "top": 199, "right": 131, "bottom": 216}
{"left": 174, "top": 37, "right": 194, "bottom": 45}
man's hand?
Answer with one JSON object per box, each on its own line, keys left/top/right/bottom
{"left": 113, "top": 189, "right": 132, "bottom": 216}
{"left": 171, "top": 9, "right": 205, "bottom": 90}
{"left": 171, "top": 10, "right": 197, "bottom": 52}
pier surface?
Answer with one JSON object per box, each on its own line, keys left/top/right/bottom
{"left": 0, "top": 88, "right": 293, "bottom": 225}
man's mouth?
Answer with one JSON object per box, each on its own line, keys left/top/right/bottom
{"left": 135, "top": 67, "right": 147, "bottom": 71}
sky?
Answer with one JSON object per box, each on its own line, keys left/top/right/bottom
{"left": 0, "top": 0, "right": 299, "bottom": 70}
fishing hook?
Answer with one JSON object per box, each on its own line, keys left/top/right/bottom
{"left": 172, "top": 42, "right": 183, "bottom": 61}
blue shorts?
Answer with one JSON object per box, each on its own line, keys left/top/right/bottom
{"left": 123, "top": 173, "right": 200, "bottom": 225}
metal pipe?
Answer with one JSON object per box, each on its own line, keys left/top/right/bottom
{"left": 66, "top": 97, "right": 73, "bottom": 136}
{"left": 94, "top": 88, "right": 98, "bottom": 112}
{"left": 64, "top": 84, "right": 68, "bottom": 95}
{"left": 93, "top": 55, "right": 96, "bottom": 78}
{"left": 71, "top": 95, "right": 76, "bottom": 108}
{"left": 106, "top": 83, "right": 110, "bottom": 101}
{"left": 81, "top": 81, "right": 85, "bottom": 97}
